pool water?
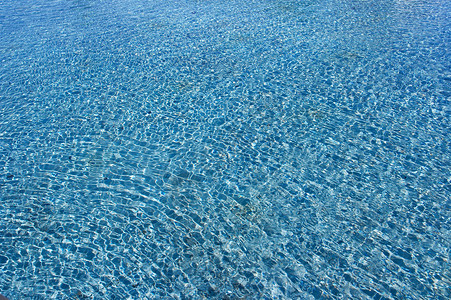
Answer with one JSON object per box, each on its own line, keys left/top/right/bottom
{"left": 0, "top": 0, "right": 449, "bottom": 299}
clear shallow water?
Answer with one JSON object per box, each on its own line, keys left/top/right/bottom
{"left": 0, "top": 0, "right": 449, "bottom": 298}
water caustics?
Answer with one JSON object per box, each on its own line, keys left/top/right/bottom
{"left": 0, "top": 0, "right": 450, "bottom": 299}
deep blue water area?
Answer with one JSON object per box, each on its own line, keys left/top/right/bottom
{"left": 0, "top": 0, "right": 450, "bottom": 299}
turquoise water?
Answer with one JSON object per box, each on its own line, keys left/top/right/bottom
{"left": 0, "top": 0, "right": 449, "bottom": 299}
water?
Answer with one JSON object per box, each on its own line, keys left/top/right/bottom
{"left": 0, "top": 0, "right": 449, "bottom": 299}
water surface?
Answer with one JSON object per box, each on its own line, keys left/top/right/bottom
{"left": 0, "top": 0, "right": 450, "bottom": 299}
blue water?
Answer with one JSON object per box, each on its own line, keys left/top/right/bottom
{"left": 0, "top": 0, "right": 449, "bottom": 299}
